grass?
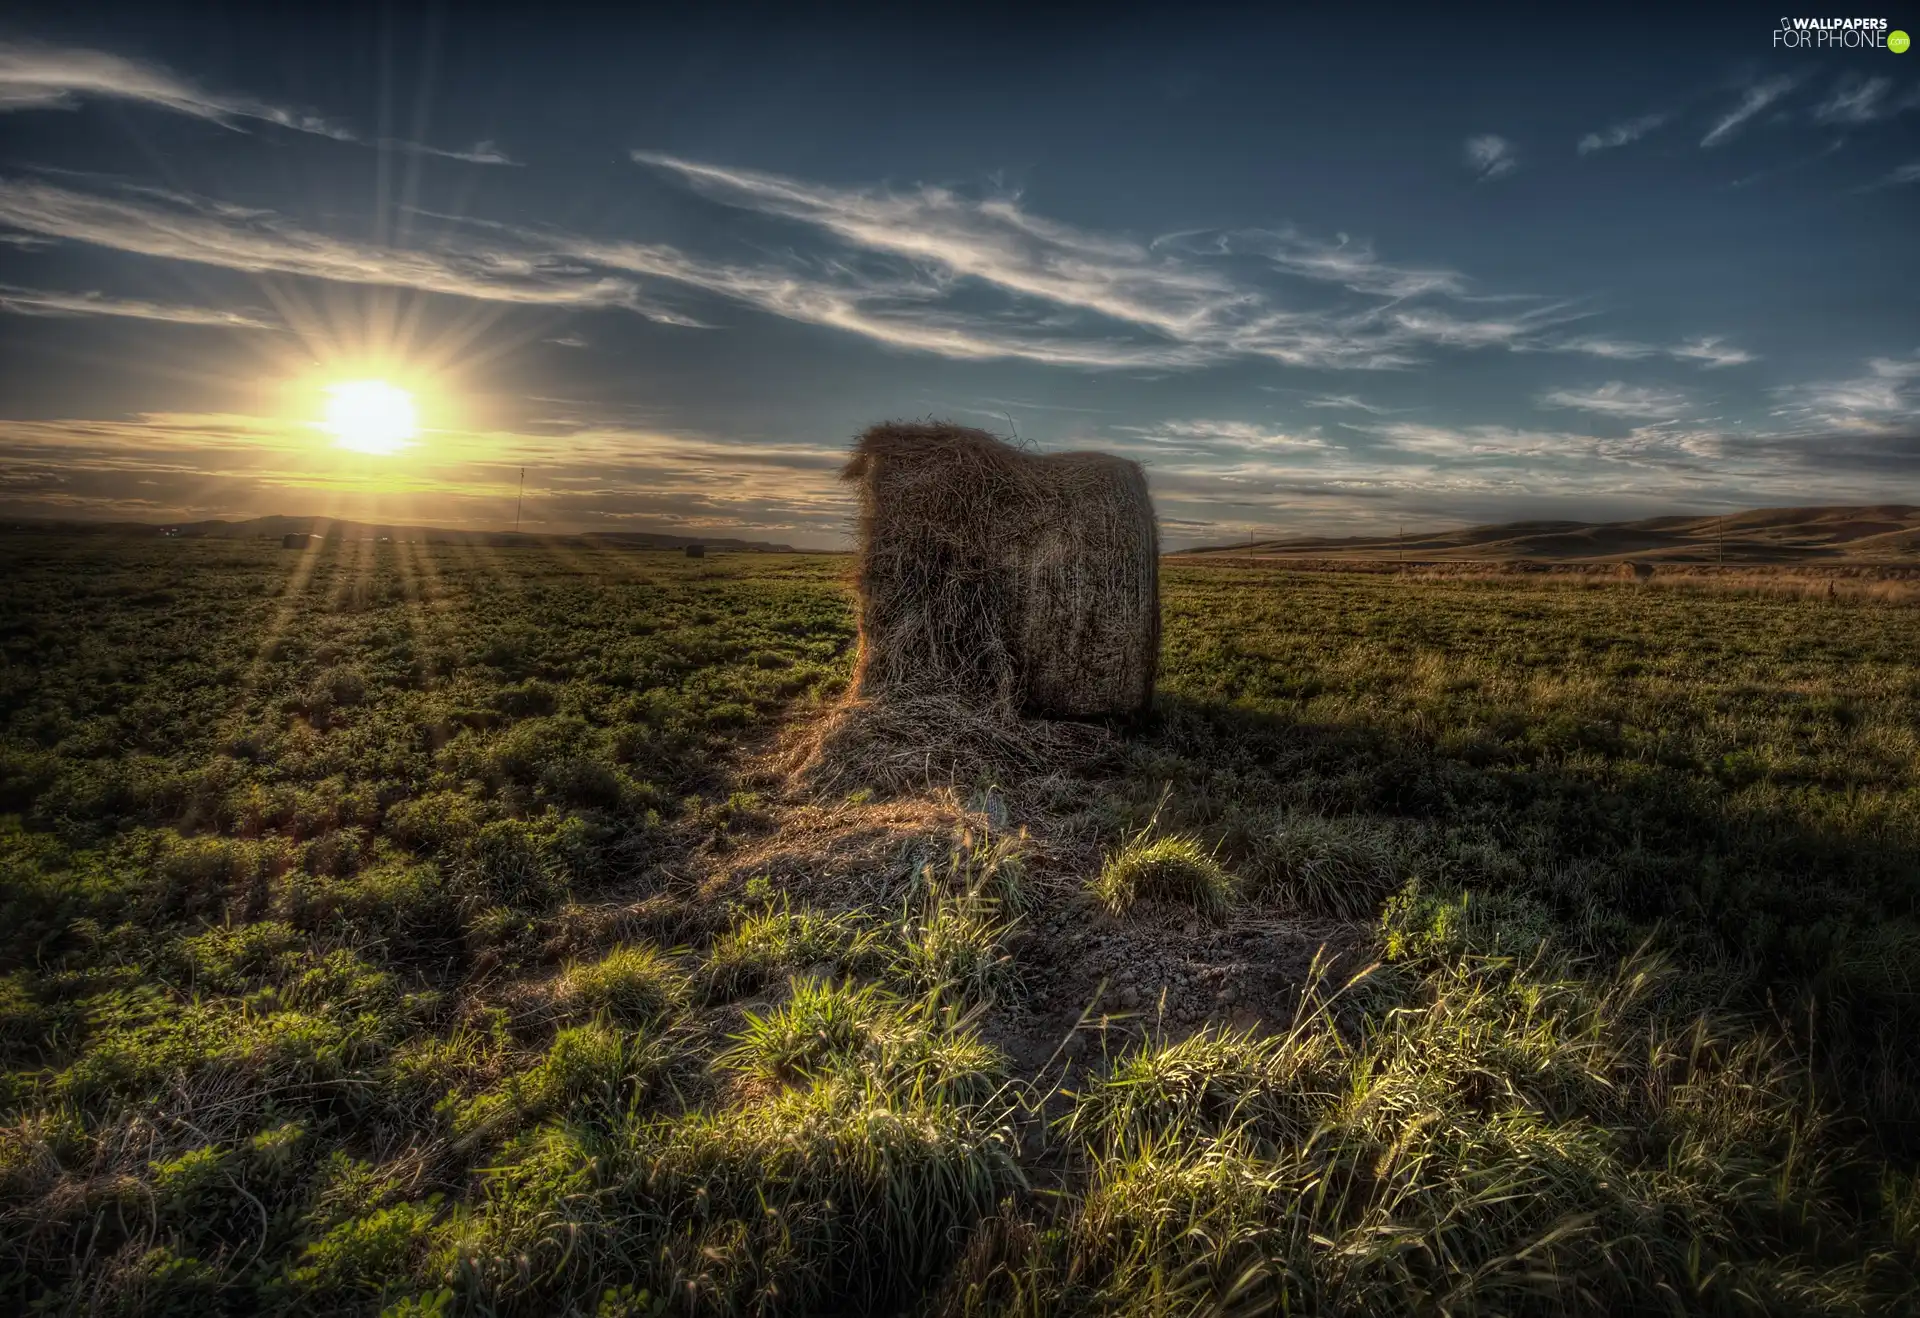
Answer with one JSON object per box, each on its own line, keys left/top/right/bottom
{"left": 1, "top": 537, "right": 1917, "bottom": 1313}
{"left": 1091, "top": 833, "right": 1237, "bottom": 921}
{"left": 558, "top": 944, "right": 688, "bottom": 1024}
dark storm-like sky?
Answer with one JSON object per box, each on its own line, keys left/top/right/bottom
{"left": 0, "top": 3, "right": 1916, "bottom": 546}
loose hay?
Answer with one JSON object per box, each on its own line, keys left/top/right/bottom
{"left": 791, "top": 421, "right": 1158, "bottom": 795}
{"left": 784, "top": 693, "right": 1109, "bottom": 798}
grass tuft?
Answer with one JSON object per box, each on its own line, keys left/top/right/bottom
{"left": 558, "top": 944, "right": 688, "bottom": 1025}
{"left": 1091, "top": 833, "right": 1236, "bottom": 921}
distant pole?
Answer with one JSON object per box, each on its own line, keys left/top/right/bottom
{"left": 1717, "top": 515, "right": 1724, "bottom": 567}
{"left": 1398, "top": 523, "right": 1404, "bottom": 565}
{"left": 515, "top": 468, "right": 524, "bottom": 534}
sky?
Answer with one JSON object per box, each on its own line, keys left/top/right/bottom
{"left": 0, "top": 3, "right": 1916, "bottom": 549}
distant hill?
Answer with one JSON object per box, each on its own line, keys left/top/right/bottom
{"left": 1183, "top": 505, "right": 1920, "bottom": 564}
{"left": 0, "top": 514, "right": 802, "bottom": 554}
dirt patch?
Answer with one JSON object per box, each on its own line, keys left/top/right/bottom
{"left": 988, "top": 900, "right": 1370, "bottom": 1076}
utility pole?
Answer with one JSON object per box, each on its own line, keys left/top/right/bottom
{"left": 1717, "top": 515, "right": 1724, "bottom": 567}
{"left": 515, "top": 468, "right": 524, "bottom": 534}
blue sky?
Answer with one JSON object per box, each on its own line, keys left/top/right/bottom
{"left": 0, "top": 4, "right": 1915, "bottom": 547}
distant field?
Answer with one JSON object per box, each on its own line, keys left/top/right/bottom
{"left": 3, "top": 537, "right": 1918, "bottom": 1314}
{"left": 1191, "top": 502, "right": 1920, "bottom": 563}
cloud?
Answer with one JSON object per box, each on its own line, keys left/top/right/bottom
{"left": 0, "top": 177, "right": 643, "bottom": 308}
{"left": 1772, "top": 353, "right": 1920, "bottom": 434}
{"left": 547, "top": 334, "right": 590, "bottom": 348}
{"left": 1303, "top": 394, "right": 1394, "bottom": 414}
{"left": 628, "top": 151, "right": 1591, "bottom": 369}
{"left": 1538, "top": 382, "right": 1690, "bottom": 419}
{"left": 1577, "top": 113, "right": 1668, "bottom": 155}
{"left": 1813, "top": 75, "right": 1894, "bottom": 124}
{"left": 1862, "top": 161, "right": 1920, "bottom": 190}
{"left": 0, "top": 159, "right": 1753, "bottom": 380}
{"left": 386, "top": 137, "right": 521, "bottom": 166}
{"left": 0, "top": 284, "right": 275, "bottom": 328}
{"left": 1701, "top": 76, "right": 1798, "bottom": 147}
{"left": 0, "top": 41, "right": 354, "bottom": 139}
{"left": 1669, "top": 336, "right": 1755, "bottom": 368}
{"left": 0, "top": 410, "right": 857, "bottom": 541}
{"left": 0, "top": 42, "right": 519, "bottom": 165}
{"left": 1463, "top": 134, "right": 1517, "bottom": 179}
{"left": 1114, "top": 419, "right": 1327, "bottom": 453}
{"left": 1163, "top": 227, "right": 1469, "bottom": 298}
{"left": 1553, "top": 334, "right": 1755, "bottom": 368}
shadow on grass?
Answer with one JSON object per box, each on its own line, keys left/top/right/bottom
{"left": 1125, "top": 692, "right": 1920, "bottom": 1155}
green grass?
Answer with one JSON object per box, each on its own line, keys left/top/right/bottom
{"left": 1090, "top": 833, "right": 1237, "bottom": 921}
{"left": 1, "top": 537, "right": 1917, "bottom": 1314}
{"left": 558, "top": 944, "right": 689, "bottom": 1025}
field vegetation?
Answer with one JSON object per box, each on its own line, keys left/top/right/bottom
{"left": 2, "top": 535, "right": 1917, "bottom": 1314}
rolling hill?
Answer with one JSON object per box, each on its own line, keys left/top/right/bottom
{"left": 1184, "top": 505, "right": 1920, "bottom": 564}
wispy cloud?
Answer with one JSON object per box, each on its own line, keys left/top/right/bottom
{"left": 0, "top": 42, "right": 518, "bottom": 164}
{"left": 386, "top": 137, "right": 521, "bottom": 166}
{"left": 1812, "top": 75, "right": 1896, "bottom": 124}
{"left": 1860, "top": 161, "right": 1920, "bottom": 190}
{"left": 1773, "top": 353, "right": 1920, "bottom": 434}
{"left": 1114, "top": 419, "right": 1327, "bottom": 453}
{"left": 1303, "top": 394, "right": 1394, "bottom": 414}
{"left": 0, "top": 41, "right": 353, "bottom": 139}
{"left": 1463, "top": 134, "right": 1517, "bottom": 179}
{"left": 0, "top": 284, "right": 274, "bottom": 329}
{"left": 628, "top": 151, "right": 1583, "bottom": 369}
{"left": 1670, "top": 336, "right": 1755, "bottom": 368}
{"left": 1553, "top": 334, "right": 1755, "bottom": 368}
{"left": 1577, "top": 113, "right": 1668, "bottom": 155}
{"left": 1162, "top": 227, "right": 1469, "bottom": 298}
{"left": 1538, "top": 382, "right": 1690, "bottom": 419}
{"left": 0, "top": 177, "right": 642, "bottom": 308}
{"left": 1701, "top": 76, "right": 1798, "bottom": 147}
{"left": 0, "top": 159, "right": 1748, "bottom": 381}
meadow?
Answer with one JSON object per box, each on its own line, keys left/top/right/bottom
{"left": 2, "top": 534, "right": 1918, "bottom": 1315}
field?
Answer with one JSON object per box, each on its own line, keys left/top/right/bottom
{"left": 1200, "top": 503, "right": 1920, "bottom": 564}
{"left": 3, "top": 534, "right": 1919, "bottom": 1315}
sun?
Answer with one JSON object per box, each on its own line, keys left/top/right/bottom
{"left": 323, "top": 380, "right": 418, "bottom": 455}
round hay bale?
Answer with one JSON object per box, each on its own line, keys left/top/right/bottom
{"left": 843, "top": 421, "right": 1159, "bottom": 720}
{"left": 1617, "top": 560, "right": 1654, "bottom": 582}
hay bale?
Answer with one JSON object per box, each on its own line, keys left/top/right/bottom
{"left": 280, "top": 533, "right": 309, "bottom": 549}
{"left": 786, "top": 421, "right": 1155, "bottom": 795}
{"left": 844, "top": 421, "right": 1159, "bottom": 719}
{"left": 1617, "top": 560, "right": 1654, "bottom": 582}
{"left": 684, "top": 543, "right": 706, "bottom": 559}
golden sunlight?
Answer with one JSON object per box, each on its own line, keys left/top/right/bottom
{"left": 323, "top": 380, "right": 418, "bottom": 455}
